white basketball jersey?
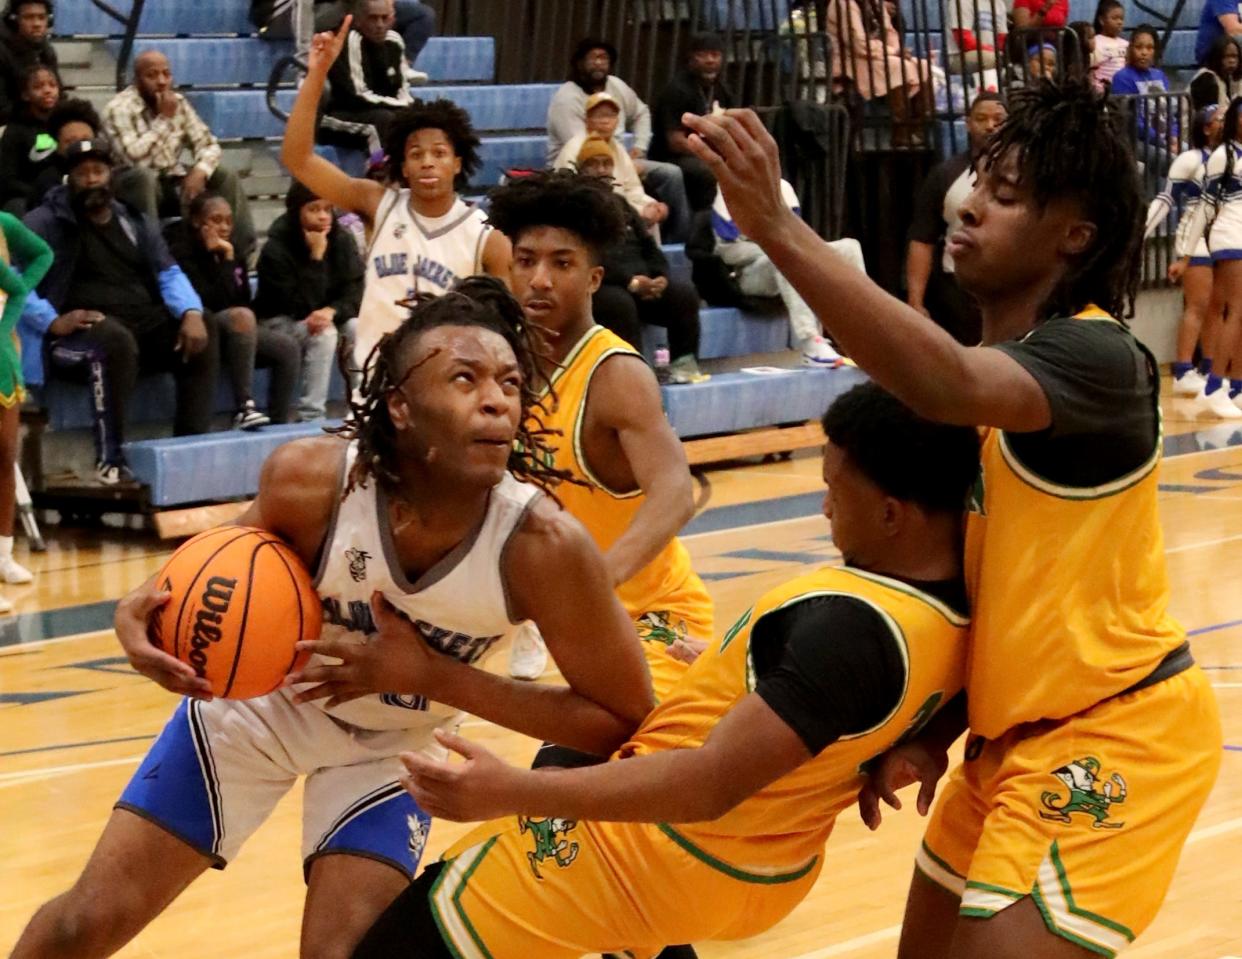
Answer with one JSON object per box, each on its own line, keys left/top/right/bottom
{"left": 308, "top": 441, "right": 540, "bottom": 732}
{"left": 356, "top": 190, "right": 493, "bottom": 367}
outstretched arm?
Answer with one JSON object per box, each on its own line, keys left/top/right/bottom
{"left": 681, "top": 109, "right": 1051, "bottom": 433}
{"left": 403, "top": 693, "right": 809, "bottom": 822}
{"left": 281, "top": 17, "right": 386, "bottom": 224}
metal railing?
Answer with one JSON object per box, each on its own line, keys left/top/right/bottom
{"left": 86, "top": 0, "right": 147, "bottom": 90}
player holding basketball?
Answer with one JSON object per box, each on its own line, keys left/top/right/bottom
{"left": 681, "top": 83, "right": 1222, "bottom": 957}
{"left": 282, "top": 18, "right": 512, "bottom": 367}
{"left": 488, "top": 170, "right": 714, "bottom": 702}
{"left": 10, "top": 278, "right": 653, "bottom": 959}
{"left": 347, "top": 382, "right": 979, "bottom": 959}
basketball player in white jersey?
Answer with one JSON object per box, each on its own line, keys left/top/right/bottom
{"left": 283, "top": 17, "right": 512, "bottom": 368}
{"left": 11, "top": 279, "right": 653, "bottom": 959}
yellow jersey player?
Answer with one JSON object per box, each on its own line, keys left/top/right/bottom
{"left": 683, "top": 83, "right": 1222, "bottom": 958}
{"left": 487, "top": 170, "right": 714, "bottom": 700}
{"left": 345, "top": 382, "right": 980, "bottom": 959}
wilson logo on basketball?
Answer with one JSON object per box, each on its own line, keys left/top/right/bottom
{"left": 187, "top": 576, "right": 238, "bottom": 676}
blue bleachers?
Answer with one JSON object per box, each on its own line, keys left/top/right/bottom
{"left": 110, "top": 36, "right": 496, "bottom": 87}
{"left": 61, "top": 0, "right": 254, "bottom": 37}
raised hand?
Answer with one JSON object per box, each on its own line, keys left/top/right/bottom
{"left": 307, "top": 16, "right": 352, "bottom": 75}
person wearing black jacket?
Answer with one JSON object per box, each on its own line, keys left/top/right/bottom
{"left": 0, "top": 63, "right": 59, "bottom": 215}
{"left": 0, "top": 0, "right": 57, "bottom": 127}
{"left": 582, "top": 145, "right": 706, "bottom": 384}
{"left": 255, "top": 179, "right": 364, "bottom": 419}
{"left": 166, "top": 193, "right": 301, "bottom": 428}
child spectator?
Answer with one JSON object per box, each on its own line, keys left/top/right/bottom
{"left": 1192, "top": 34, "right": 1242, "bottom": 111}
{"left": 713, "top": 180, "right": 858, "bottom": 367}
{"left": 554, "top": 94, "right": 668, "bottom": 234}
{"left": 0, "top": 64, "right": 59, "bottom": 216}
{"left": 1090, "top": 0, "right": 1128, "bottom": 91}
{"left": 255, "top": 180, "right": 365, "bottom": 420}
{"left": 0, "top": 211, "right": 51, "bottom": 604}
{"left": 577, "top": 140, "right": 707, "bottom": 384}
{"left": 166, "top": 193, "right": 302, "bottom": 428}
{"left": 1024, "top": 42, "right": 1059, "bottom": 83}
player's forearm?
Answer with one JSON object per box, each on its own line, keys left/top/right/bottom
{"left": 431, "top": 658, "right": 645, "bottom": 756}
{"left": 604, "top": 479, "right": 694, "bottom": 587}
{"left": 508, "top": 747, "right": 735, "bottom": 822}
{"left": 281, "top": 67, "right": 327, "bottom": 180}
{"left": 905, "top": 241, "right": 934, "bottom": 308}
{"left": 753, "top": 208, "right": 979, "bottom": 423}
{"left": 919, "top": 690, "right": 968, "bottom": 754}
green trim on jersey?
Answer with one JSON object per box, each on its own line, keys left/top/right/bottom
{"left": 657, "top": 823, "right": 819, "bottom": 884}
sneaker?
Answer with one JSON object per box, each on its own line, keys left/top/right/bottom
{"left": 94, "top": 461, "right": 138, "bottom": 486}
{"left": 1194, "top": 383, "right": 1242, "bottom": 419}
{"left": 1173, "top": 369, "right": 1207, "bottom": 397}
{"left": 409, "top": 68, "right": 430, "bottom": 86}
{"left": 0, "top": 556, "right": 33, "bottom": 584}
{"left": 233, "top": 401, "right": 270, "bottom": 431}
{"left": 666, "top": 355, "right": 711, "bottom": 385}
{"left": 800, "top": 336, "right": 844, "bottom": 368}
{"left": 507, "top": 621, "right": 548, "bottom": 680}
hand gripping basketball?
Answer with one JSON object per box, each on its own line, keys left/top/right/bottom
{"left": 114, "top": 578, "right": 214, "bottom": 700}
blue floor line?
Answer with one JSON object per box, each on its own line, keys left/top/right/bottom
{"left": 0, "top": 733, "right": 155, "bottom": 757}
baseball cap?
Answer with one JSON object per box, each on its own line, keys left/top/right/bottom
{"left": 585, "top": 92, "right": 621, "bottom": 113}
{"left": 63, "top": 138, "right": 114, "bottom": 169}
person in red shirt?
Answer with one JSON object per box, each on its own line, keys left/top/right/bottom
{"left": 1012, "top": 0, "right": 1068, "bottom": 30}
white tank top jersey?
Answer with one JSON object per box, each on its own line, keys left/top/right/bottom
{"left": 356, "top": 190, "right": 494, "bottom": 367}
{"left": 306, "top": 441, "right": 541, "bottom": 732}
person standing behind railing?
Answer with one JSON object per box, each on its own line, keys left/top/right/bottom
{"left": 1191, "top": 34, "right": 1242, "bottom": 111}
{"left": 1089, "top": 0, "right": 1127, "bottom": 92}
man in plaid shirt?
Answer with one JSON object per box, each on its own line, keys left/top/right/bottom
{"left": 103, "top": 50, "right": 256, "bottom": 260}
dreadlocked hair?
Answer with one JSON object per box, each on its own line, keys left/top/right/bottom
{"left": 328, "top": 275, "right": 577, "bottom": 499}
{"left": 383, "top": 98, "right": 482, "bottom": 191}
{"left": 485, "top": 168, "right": 627, "bottom": 264}
{"left": 983, "top": 80, "right": 1142, "bottom": 322}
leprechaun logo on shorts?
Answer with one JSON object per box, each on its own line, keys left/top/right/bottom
{"left": 519, "top": 816, "right": 579, "bottom": 879}
{"left": 636, "top": 611, "right": 688, "bottom": 647}
{"left": 1039, "top": 756, "right": 1128, "bottom": 829}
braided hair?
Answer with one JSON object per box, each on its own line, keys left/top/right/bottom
{"left": 983, "top": 80, "right": 1141, "bottom": 321}
{"left": 329, "top": 276, "right": 574, "bottom": 497}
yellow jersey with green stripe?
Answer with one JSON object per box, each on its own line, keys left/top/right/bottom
{"left": 537, "top": 324, "right": 706, "bottom": 629}
{"left": 964, "top": 307, "right": 1184, "bottom": 739}
{"left": 622, "top": 565, "right": 969, "bottom": 873}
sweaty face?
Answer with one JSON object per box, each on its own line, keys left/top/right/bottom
{"left": 585, "top": 105, "right": 620, "bottom": 139}
{"left": 965, "top": 100, "right": 1007, "bottom": 151}
{"left": 401, "top": 128, "right": 461, "bottom": 200}
{"left": 510, "top": 226, "right": 602, "bottom": 338}
{"left": 24, "top": 67, "right": 59, "bottom": 114}
{"left": 389, "top": 325, "right": 523, "bottom": 488}
{"left": 689, "top": 49, "right": 723, "bottom": 82}
{"left": 947, "top": 150, "right": 1091, "bottom": 307}
{"left": 135, "top": 55, "right": 173, "bottom": 104}
{"left": 300, "top": 198, "right": 334, "bottom": 233}
{"left": 1129, "top": 34, "right": 1155, "bottom": 69}
{"left": 196, "top": 197, "right": 233, "bottom": 242}
{"left": 14, "top": 2, "right": 48, "bottom": 41}
{"left": 821, "top": 441, "right": 887, "bottom": 568}
{"left": 357, "top": 0, "right": 395, "bottom": 43}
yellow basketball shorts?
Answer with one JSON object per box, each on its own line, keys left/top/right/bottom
{"left": 430, "top": 815, "right": 821, "bottom": 959}
{"left": 918, "top": 667, "right": 1221, "bottom": 957}
{"left": 633, "top": 574, "right": 714, "bottom": 703}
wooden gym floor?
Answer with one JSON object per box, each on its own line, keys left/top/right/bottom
{"left": 2, "top": 381, "right": 1241, "bottom": 958}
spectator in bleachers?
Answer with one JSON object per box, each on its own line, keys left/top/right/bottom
{"left": 826, "top": 0, "right": 930, "bottom": 146}
{"left": 0, "top": 210, "right": 51, "bottom": 600}
{"left": 0, "top": 0, "right": 56, "bottom": 127}
{"left": 0, "top": 64, "right": 60, "bottom": 216}
{"left": 713, "top": 179, "right": 856, "bottom": 367}
{"left": 649, "top": 33, "right": 735, "bottom": 214}
{"left": 255, "top": 180, "right": 365, "bottom": 420}
{"left": 315, "top": 0, "right": 432, "bottom": 82}
{"left": 546, "top": 36, "right": 691, "bottom": 242}
{"left": 555, "top": 94, "right": 668, "bottom": 236}
{"left": 1192, "top": 35, "right": 1242, "bottom": 110}
{"left": 1197, "top": 0, "right": 1242, "bottom": 66}
{"left": 1024, "top": 42, "right": 1059, "bottom": 82}
{"left": 102, "top": 50, "right": 257, "bottom": 262}
{"left": 1090, "top": 0, "right": 1127, "bottom": 92}
{"left": 907, "top": 92, "right": 1007, "bottom": 345}
{"left": 22, "top": 139, "right": 218, "bottom": 485}
{"left": 44, "top": 97, "right": 149, "bottom": 213}
{"left": 321, "top": 0, "right": 418, "bottom": 154}
{"left": 284, "top": 21, "right": 512, "bottom": 368}
{"left": 945, "top": 0, "right": 1008, "bottom": 70}
{"left": 167, "top": 192, "right": 301, "bottom": 429}
{"left": 1111, "top": 24, "right": 1178, "bottom": 176}
{"left": 1011, "top": 0, "right": 1068, "bottom": 31}
{"left": 576, "top": 138, "right": 706, "bottom": 384}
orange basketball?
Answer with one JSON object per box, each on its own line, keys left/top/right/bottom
{"left": 151, "top": 527, "right": 322, "bottom": 699}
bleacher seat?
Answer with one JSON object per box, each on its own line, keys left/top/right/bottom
{"left": 60, "top": 0, "right": 254, "bottom": 37}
